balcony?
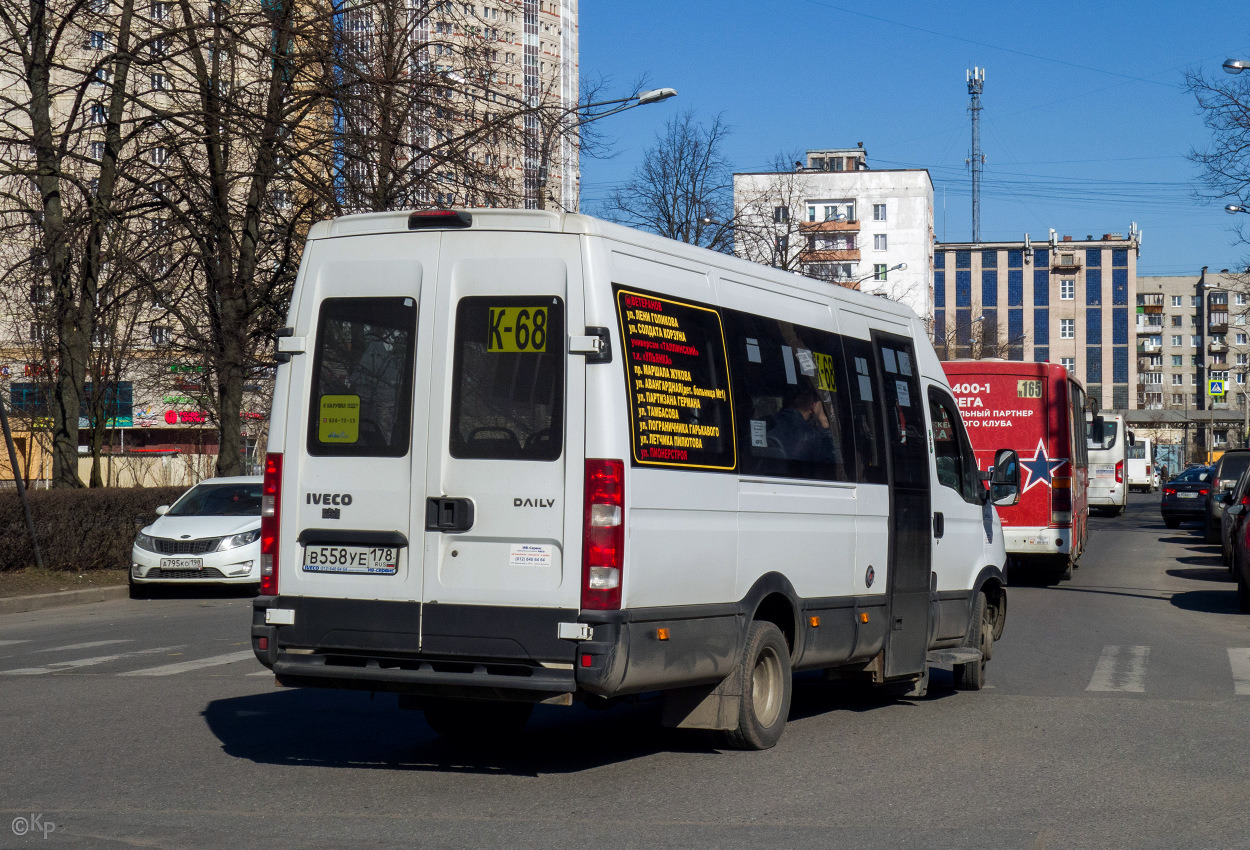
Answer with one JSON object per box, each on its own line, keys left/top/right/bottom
{"left": 1210, "top": 313, "right": 1229, "bottom": 332}
{"left": 1210, "top": 339, "right": 1228, "bottom": 353}
{"left": 1053, "top": 253, "right": 1082, "bottom": 272}
{"left": 799, "top": 219, "right": 860, "bottom": 233}
{"left": 799, "top": 249, "right": 860, "bottom": 263}
{"left": 1136, "top": 338, "right": 1162, "bottom": 353}
{"left": 1138, "top": 293, "right": 1164, "bottom": 313}
{"left": 1138, "top": 360, "right": 1163, "bottom": 371}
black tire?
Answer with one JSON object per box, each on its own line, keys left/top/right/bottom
{"left": 421, "top": 698, "right": 533, "bottom": 742}
{"left": 955, "top": 592, "right": 991, "bottom": 690}
{"left": 128, "top": 578, "right": 149, "bottom": 600}
{"left": 1239, "top": 568, "right": 1250, "bottom": 614}
{"left": 1164, "top": 517, "right": 1180, "bottom": 529}
{"left": 719, "top": 621, "right": 792, "bottom": 750}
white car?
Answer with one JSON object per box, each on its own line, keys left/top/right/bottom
{"left": 130, "top": 476, "right": 263, "bottom": 598}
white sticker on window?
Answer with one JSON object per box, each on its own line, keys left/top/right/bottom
{"left": 781, "top": 345, "right": 797, "bottom": 384}
{"left": 896, "top": 380, "right": 911, "bottom": 407}
{"left": 746, "top": 337, "right": 761, "bottom": 363}
{"left": 509, "top": 544, "right": 553, "bottom": 568}
{"left": 883, "top": 349, "right": 898, "bottom": 373}
{"left": 898, "top": 351, "right": 913, "bottom": 376}
{"left": 750, "top": 420, "right": 768, "bottom": 447}
{"left": 795, "top": 348, "right": 816, "bottom": 376}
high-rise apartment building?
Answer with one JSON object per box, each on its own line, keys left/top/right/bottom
{"left": 933, "top": 230, "right": 1141, "bottom": 410}
{"left": 732, "top": 148, "right": 934, "bottom": 318}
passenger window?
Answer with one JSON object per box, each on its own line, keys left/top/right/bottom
{"left": 449, "top": 296, "right": 565, "bottom": 461}
{"left": 877, "top": 338, "right": 928, "bottom": 490}
{"left": 724, "top": 312, "right": 854, "bottom": 481}
{"left": 928, "top": 389, "right": 981, "bottom": 504}
{"left": 840, "top": 336, "right": 888, "bottom": 485}
{"left": 307, "top": 297, "right": 418, "bottom": 457}
{"left": 616, "top": 288, "right": 736, "bottom": 470}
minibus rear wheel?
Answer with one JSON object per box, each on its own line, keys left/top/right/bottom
{"left": 720, "top": 621, "right": 791, "bottom": 750}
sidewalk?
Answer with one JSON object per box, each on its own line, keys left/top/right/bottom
{"left": 0, "top": 585, "right": 129, "bottom": 616}
{"left": 0, "top": 569, "right": 130, "bottom": 615}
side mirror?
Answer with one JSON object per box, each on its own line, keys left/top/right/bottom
{"left": 988, "top": 448, "right": 1020, "bottom": 507}
{"left": 1127, "top": 430, "right": 1136, "bottom": 446}
{"left": 1090, "top": 415, "right": 1105, "bottom": 432}
{"left": 155, "top": 505, "right": 170, "bottom": 516}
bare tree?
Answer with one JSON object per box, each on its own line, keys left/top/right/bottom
{"left": 599, "top": 109, "right": 733, "bottom": 252}
{"left": 733, "top": 151, "right": 818, "bottom": 274}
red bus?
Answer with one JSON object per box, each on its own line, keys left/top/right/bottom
{"left": 942, "top": 361, "right": 1089, "bottom": 582}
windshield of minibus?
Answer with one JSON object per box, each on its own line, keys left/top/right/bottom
{"left": 1088, "top": 419, "right": 1118, "bottom": 451}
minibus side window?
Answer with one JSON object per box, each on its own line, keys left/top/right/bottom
{"left": 928, "top": 388, "right": 981, "bottom": 505}
{"left": 307, "top": 297, "right": 418, "bottom": 457}
{"left": 723, "top": 311, "right": 854, "bottom": 482}
{"left": 840, "top": 337, "right": 888, "bottom": 485}
{"left": 449, "top": 296, "right": 565, "bottom": 461}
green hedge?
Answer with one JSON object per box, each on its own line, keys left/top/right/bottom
{"left": 0, "top": 487, "right": 187, "bottom": 572}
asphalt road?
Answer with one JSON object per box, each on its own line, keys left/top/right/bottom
{"left": 3, "top": 493, "right": 1250, "bottom": 849}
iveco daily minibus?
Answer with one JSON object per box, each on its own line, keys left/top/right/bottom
{"left": 251, "top": 209, "right": 1020, "bottom": 750}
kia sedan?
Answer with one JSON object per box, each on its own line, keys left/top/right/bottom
{"left": 130, "top": 476, "right": 263, "bottom": 598}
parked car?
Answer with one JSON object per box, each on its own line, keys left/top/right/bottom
{"left": 1206, "top": 450, "right": 1250, "bottom": 543}
{"left": 1160, "top": 466, "right": 1213, "bottom": 529}
{"left": 1219, "top": 466, "right": 1250, "bottom": 567}
{"left": 129, "top": 476, "right": 263, "bottom": 598}
{"left": 1229, "top": 488, "right": 1250, "bottom": 613}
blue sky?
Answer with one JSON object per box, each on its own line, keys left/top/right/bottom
{"left": 578, "top": 1, "right": 1250, "bottom": 276}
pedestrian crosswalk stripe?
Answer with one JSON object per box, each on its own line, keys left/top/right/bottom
{"left": 33, "top": 640, "right": 131, "bottom": 654}
{"left": 119, "top": 650, "right": 256, "bottom": 677}
{"left": 0, "top": 645, "right": 186, "bottom": 675}
{"left": 1228, "top": 648, "right": 1250, "bottom": 696}
{"left": 1087, "top": 645, "right": 1149, "bottom": 692}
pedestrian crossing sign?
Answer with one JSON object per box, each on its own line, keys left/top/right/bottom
{"left": 1209, "top": 378, "right": 1226, "bottom": 397}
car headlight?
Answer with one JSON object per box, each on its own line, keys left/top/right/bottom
{"left": 134, "top": 532, "right": 158, "bottom": 552}
{"left": 218, "top": 530, "right": 260, "bottom": 551}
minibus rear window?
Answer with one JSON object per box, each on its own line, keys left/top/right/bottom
{"left": 307, "top": 297, "right": 418, "bottom": 457}
{"left": 449, "top": 296, "right": 565, "bottom": 461}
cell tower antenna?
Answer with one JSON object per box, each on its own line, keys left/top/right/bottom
{"left": 966, "top": 67, "right": 985, "bottom": 243}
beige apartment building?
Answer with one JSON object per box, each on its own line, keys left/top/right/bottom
{"left": 933, "top": 229, "right": 1141, "bottom": 411}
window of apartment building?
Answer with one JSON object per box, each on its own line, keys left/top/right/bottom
{"left": 1238, "top": 353, "right": 1249, "bottom": 366}
{"left": 873, "top": 203, "right": 887, "bottom": 221}
{"left": 92, "top": 68, "right": 112, "bottom": 86}
{"left": 1172, "top": 355, "right": 1183, "bottom": 366}
{"left": 150, "top": 325, "right": 171, "bottom": 346}
{"left": 1213, "top": 370, "right": 1230, "bottom": 383}
{"left": 90, "top": 0, "right": 106, "bottom": 12}
{"left": 1142, "top": 372, "right": 1162, "bottom": 385}
{"left": 88, "top": 31, "right": 109, "bottom": 50}
{"left": 1192, "top": 356, "right": 1201, "bottom": 367}
{"left": 1240, "top": 373, "right": 1247, "bottom": 385}
{"left": 1192, "top": 295, "right": 1201, "bottom": 307}
{"left": 29, "top": 323, "right": 50, "bottom": 342}
{"left": 1171, "top": 315, "right": 1182, "bottom": 327}
{"left": 873, "top": 264, "right": 888, "bottom": 281}
{"left": 773, "top": 206, "right": 788, "bottom": 223}
{"left": 89, "top": 104, "right": 106, "bottom": 125}
{"left": 150, "top": 145, "right": 168, "bottom": 165}
{"left": 1191, "top": 314, "right": 1199, "bottom": 326}
{"left": 1060, "top": 318, "right": 1074, "bottom": 339}
{"left": 150, "top": 1, "right": 168, "bottom": 19}
{"left": 1192, "top": 335, "right": 1202, "bottom": 347}
{"left": 873, "top": 234, "right": 887, "bottom": 251}
{"left": 1059, "top": 279, "right": 1073, "bottom": 300}
{"left": 151, "top": 72, "right": 165, "bottom": 90}
{"left": 1061, "top": 357, "right": 1075, "bottom": 371}
{"left": 1171, "top": 295, "right": 1183, "bottom": 307}
{"left": 150, "top": 38, "right": 166, "bottom": 59}
{"left": 271, "top": 189, "right": 290, "bottom": 210}
{"left": 1237, "top": 293, "right": 1248, "bottom": 306}
{"left": 1172, "top": 373, "right": 1184, "bottom": 385}
{"left": 89, "top": 141, "right": 105, "bottom": 160}
{"left": 1238, "top": 315, "right": 1247, "bottom": 325}
{"left": 1171, "top": 335, "right": 1182, "bottom": 346}
{"left": 30, "top": 285, "right": 51, "bottom": 305}
{"left": 1213, "top": 353, "right": 1228, "bottom": 365}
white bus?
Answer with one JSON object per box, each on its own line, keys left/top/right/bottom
{"left": 1126, "top": 435, "right": 1155, "bottom": 493}
{"left": 1088, "top": 413, "right": 1132, "bottom": 514}
{"left": 251, "top": 209, "right": 1020, "bottom": 750}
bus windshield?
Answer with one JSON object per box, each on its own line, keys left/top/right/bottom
{"left": 1088, "top": 419, "right": 1118, "bottom": 451}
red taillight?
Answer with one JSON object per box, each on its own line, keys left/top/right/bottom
{"left": 1199, "top": 488, "right": 1210, "bottom": 496}
{"left": 1164, "top": 487, "right": 1177, "bottom": 496}
{"left": 260, "top": 453, "right": 282, "bottom": 596}
{"left": 1146, "top": 465, "right": 1151, "bottom": 475}
{"left": 582, "top": 459, "right": 624, "bottom": 611}
{"left": 1115, "top": 460, "right": 1124, "bottom": 484}
{"left": 1240, "top": 494, "right": 1250, "bottom": 507}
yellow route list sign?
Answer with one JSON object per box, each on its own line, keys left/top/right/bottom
{"left": 319, "top": 394, "right": 361, "bottom": 443}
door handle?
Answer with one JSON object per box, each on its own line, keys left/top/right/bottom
{"left": 426, "top": 497, "right": 475, "bottom": 533}
{"left": 933, "top": 511, "right": 945, "bottom": 539}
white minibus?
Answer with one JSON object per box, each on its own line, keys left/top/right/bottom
{"left": 1087, "top": 413, "right": 1132, "bottom": 514}
{"left": 1126, "top": 435, "right": 1154, "bottom": 493}
{"left": 252, "top": 209, "right": 1020, "bottom": 749}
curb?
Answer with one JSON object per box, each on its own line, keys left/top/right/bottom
{"left": 0, "top": 585, "right": 129, "bottom": 616}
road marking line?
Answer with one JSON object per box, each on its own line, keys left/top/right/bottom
{"left": 1086, "top": 645, "right": 1149, "bottom": 693}
{"left": 119, "top": 650, "right": 256, "bottom": 677}
{"left": 0, "top": 645, "right": 186, "bottom": 675}
{"left": 1228, "top": 648, "right": 1250, "bottom": 695}
{"left": 247, "top": 670, "right": 273, "bottom": 677}
{"left": 0, "top": 640, "right": 29, "bottom": 647}
{"left": 32, "top": 640, "right": 132, "bottom": 654}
